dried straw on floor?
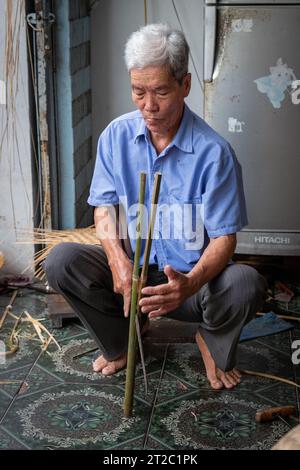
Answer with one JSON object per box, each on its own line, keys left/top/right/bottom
{"left": 16, "top": 226, "right": 99, "bottom": 279}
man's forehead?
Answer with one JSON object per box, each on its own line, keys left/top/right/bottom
{"left": 130, "top": 66, "right": 175, "bottom": 87}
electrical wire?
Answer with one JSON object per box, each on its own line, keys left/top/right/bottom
{"left": 171, "top": 0, "right": 204, "bottom": 94}
{"left": 144, "top": 0, "right": 148, "bottom": 25}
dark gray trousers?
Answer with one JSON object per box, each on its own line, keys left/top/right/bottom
{"left": 44, "top": 242, "right": 267, "bottom": 371}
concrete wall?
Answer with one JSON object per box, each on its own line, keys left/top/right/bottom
{"left": 91, "top": 0, "right": 205, "bottom": 157}
{"left": 0, "top": 0, "right": 35, "bottom": 276}
{"left": 55, "top": 0, "right": 93, "bottom": 228}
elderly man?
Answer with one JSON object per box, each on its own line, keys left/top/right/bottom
{"left": 45, "top": 23, "right": 266, "bottom": 390}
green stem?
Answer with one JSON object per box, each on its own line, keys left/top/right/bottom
{"left": 124, "top": 172, "right": 146, "bottom": 417}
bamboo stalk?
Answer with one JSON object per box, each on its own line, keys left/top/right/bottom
{"left": 135, "top": 173, "right": 162, "bottom": 393}
{"left": 124, "top": 172, "right": 146, "bottom": 417}
{"left": 138, "top": 173, "right": 162, "bottom": 304}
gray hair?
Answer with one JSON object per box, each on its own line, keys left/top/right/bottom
{"left": 124, "top": 23, "right": 189, "bottom": 83}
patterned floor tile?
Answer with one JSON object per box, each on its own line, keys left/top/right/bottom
{"left": 255, "top": 331, "right": 292, "bottom": 356}
{"left": 0, "top": 291, "right": 48, "bottom": 319}
{"left": 50, "top": 321, "right": 87, "bottom": 343}
{"left": 255, "top": 382, "right": 298, "bottom": 409}
{"left": 131, "top": 370, "right": 197, "bottom": 406}
{"left": 0, "top": 390, "right": 12, "bottom": 420}
{"left": 162, "top": 342, "right": 282, "bottom": 392}
{"left": 1, "top": 288, "right": 299, "bottom": 450}
{"left": 163, "top": 344, "right": 208, "bottom": 388}
{"left": 236, "top": 340, "right": 294, "bottom": 379}
{"left": 0, "top": 427, "right": 29, "bottom": 449}
{"left": 36, "top": 336, "right": 165, "bottom": 386}
{"left": 0, "top": 325, "right": 42, "bottom": 373}
{"left": 107, "top": 434, "right": 170, "bottom": 450}
{"left": 0, "top": 365, "right": 31, "bottom": 398}
{"left": 16, "top": 364, "right": 64, "bottom": 397}
{"left": 1, "top": 383, "right": 151, "bottom": 449}
{"left": 149, "top": 390, "right": 291, "bottom": 450}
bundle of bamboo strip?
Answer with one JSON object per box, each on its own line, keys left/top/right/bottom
{"left": 0, "top": 251, "right": 4, "bottom": 270}
{"left": 16, "top": 226, "right": 99, "bottom": 279}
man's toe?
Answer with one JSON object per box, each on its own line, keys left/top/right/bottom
{"left": 233, "top": 368, "right": 242, "bottom": 379}
{"left": 208, "top": 375, "right": 224, "bottom": 390}
{"left": 230, "top": 370, "right": 241, "bottom": 382}
{"left": 218, "top": 371, "right": 234, "bottom": 388}
{"left": 92, "top": 355, "right": 108, "bottom": 372}
{"left": 101, "top": 364, "right": 116, "bottom": 376}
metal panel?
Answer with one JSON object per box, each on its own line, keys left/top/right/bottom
{"left": 204, "top": 5, "right": 300, "bottom": 254}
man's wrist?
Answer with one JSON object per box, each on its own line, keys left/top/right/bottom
{"left": 186, "top": 265, "right": 205, "bottom": 294}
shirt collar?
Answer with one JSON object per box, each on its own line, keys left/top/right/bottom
{"left": 134, "top": 114, "right": 148, "bottom": 143}
{"left": 171, "top": 105, "right": 193, "bottom": 153}
{"left": 134, "top": 104, "right": 194, "bottom": 154}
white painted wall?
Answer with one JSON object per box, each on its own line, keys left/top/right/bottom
{"left": 91, "top": 0, "right": 205, "bottom": 156}
{"left": 0, "top": 1, "right": 34, "bottom": 276}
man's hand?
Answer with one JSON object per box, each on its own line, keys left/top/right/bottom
{"left": 139, "top": 265, "right": 196, "bottom": 318}
{"left": 108, "top": 256, "right": 133, "bottom": 317}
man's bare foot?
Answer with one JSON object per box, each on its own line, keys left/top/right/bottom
{"left": 195, "top": 330, "right": 241, "bottom": 390}
{"left": 92, "top": 352, "right": 127, "bottom": 376}
{"left": 92, "top": 317, "right": 150, "bottom": 376}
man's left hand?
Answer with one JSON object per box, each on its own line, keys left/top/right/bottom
{"left": 139, "top": 265, "right": 195, "bottom": 318}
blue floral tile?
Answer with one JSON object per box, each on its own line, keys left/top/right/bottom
{"left": 163, "top": 344, "right": 208, "bottom": 388}
{"left": 149, "top": 390, "right": 291, "bottom": 450}
{"left": 0, "top": 365, "right": 31, "bottom": 398}
{"left": 36, "top": 336, "right": 165, "bottom": 386}
{"left": 0, "top": 325, "right": 42, "bottom": 373}
{"left": 255, "top": 382, "right": 298, "bottom": 409}
{"left": 0, "top": 390, "right": 12, "bottom": 420}
{"left": 255, "top": 331, "right": 292, "bottom": 356}
{"left": 0, "top": 427, "right": 29, "bottom": 449}
{"left": 130, "top": 370, "right": 197, "bottom": 406}
{"left": 1, "top": 384, "right": 150, "bottom": 449}
{"left": 50, "top": 322, "right": 87, "bottom": 343}
{"left": 236, "top": 341, "right": 294, "bottom": 379}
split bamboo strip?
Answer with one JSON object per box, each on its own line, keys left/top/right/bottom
{"left": 16, "top": 226, "right": 99, "bottom": 278}
{"left": 0, "top": 381, "right": 22, "bottom": 385}
{"left": 240, "top": 369, "right": 300, "bottom": 389}
{"left": 0, "top": 251, "right": 4, "bottom": 270}
{"left": 124, "top": 173, "right": 146, "bottom": 418}
{"left": 0, "top": 289, "right": 18, "bottom": 329}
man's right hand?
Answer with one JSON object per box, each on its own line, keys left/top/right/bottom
{"left": 108, "top": 255, "right": 133, "bottom": 317}
{"left": 94, "top": 206, "right": 133, "bottom": 318}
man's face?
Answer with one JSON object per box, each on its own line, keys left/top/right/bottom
{"left": 130, "top": 65, "right": 191, "bottom": 137}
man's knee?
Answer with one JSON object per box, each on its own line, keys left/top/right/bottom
{"left": 231, "top": 264, "right": 267, "bottom": 315}
{"left": 44, "top": 242, "right": 79, "bottom": 290}
{"left": 203, "top": 264, "right": 267, "bottom": 327}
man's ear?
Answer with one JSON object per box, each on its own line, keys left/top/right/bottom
{"left": 183, "top": 73, "right": 191, "bottom": 97}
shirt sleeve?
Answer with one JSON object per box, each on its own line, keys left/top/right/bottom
{"left": 87, "top": 126, "right": 119, "bottom": 207}
{"left": 202, "top": 145, "right": 248, "bottom": 237}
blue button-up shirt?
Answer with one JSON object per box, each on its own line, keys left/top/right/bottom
{"left": 88, "top": 105, "right": 248, "bottom": 272}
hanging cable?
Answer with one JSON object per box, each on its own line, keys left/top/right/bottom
{"left": 171, "top": 0, "right": 204, "bottom": 94}
{"left": 144, "top": 0, "right": 148, "bottom": 25}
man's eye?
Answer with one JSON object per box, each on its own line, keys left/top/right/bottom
{"left": 157, "top": 92, "right": 168, "bottom": 97}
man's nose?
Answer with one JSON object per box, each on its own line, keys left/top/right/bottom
{"left": 144, "top": 94, "right": 159, "bottom": 112}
